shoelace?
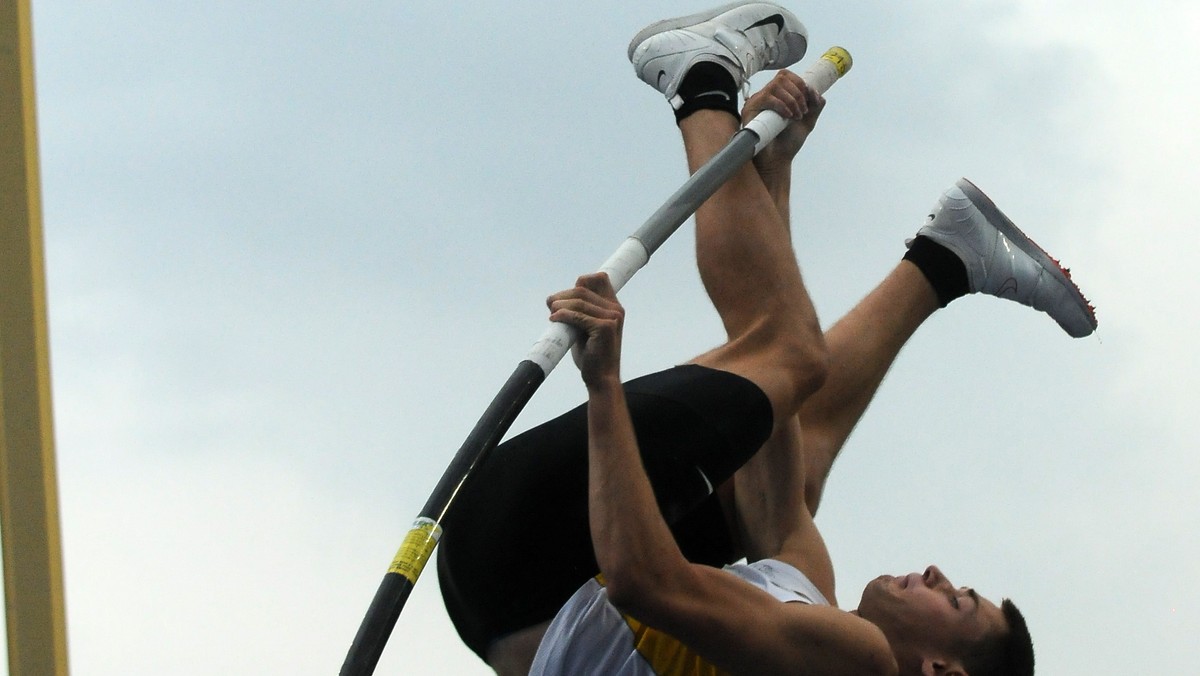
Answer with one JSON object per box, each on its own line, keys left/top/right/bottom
{"left": 714, "top": 28, "right": 782, "bottom": 94}
{"left": 743, "top": 37, "right": 782, "bottom": 104}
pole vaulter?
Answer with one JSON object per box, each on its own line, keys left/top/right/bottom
{"left": 341, "top": 46, "right": 853, "bottom": 676}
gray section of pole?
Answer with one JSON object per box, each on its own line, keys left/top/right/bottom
{"left": 525, "top": 128, "right": 760, "bottom": 376}
{"left": 631, "top": 130, "right": 758, "bottom": 254}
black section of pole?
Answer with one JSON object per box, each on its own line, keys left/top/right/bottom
{"left": 418, "top": 359, "right": 546, "bottom": 523}
{"left": 341, "top": 106, "right": 775, "bottom": 676}
{"left": 341, "top": 359, "right": 547, "bottom": 676}
{"left": 632, "top": 130, "right": 757, "bottom": 254}
{"left": 341, "top": 573, "right": 413, "bottom": 676}
{"left": 341, "top": 128, "right": 764, "bottom": 676}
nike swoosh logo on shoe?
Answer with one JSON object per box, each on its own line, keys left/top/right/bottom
{"left": 657, "top": 69, "right": 667, "bottom": 87}
{"left": 746, "top": 14, "right": 785, "bottom": 34}
{"left": 997, "top": 277, "right": 1019, "bottom": 297}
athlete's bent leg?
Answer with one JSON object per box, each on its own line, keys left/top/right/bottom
{"left": 797, "top": 262, "right": 939, "bottom": 514}
{"left": 682, "top": 105, "right": 828, "bottom": 429}
{"left": 798, "top": 179, "right": 1098, "bottom": 514}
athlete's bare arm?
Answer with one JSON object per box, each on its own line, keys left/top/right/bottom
{"left": 549, "top": 273, "right": 897, "bottom": 676}
{"left": 712, "top": 75, "right": 841, "bottom": 600}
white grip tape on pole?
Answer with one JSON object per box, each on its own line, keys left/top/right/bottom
{"left": 597, "top": 237, "right": 650, "bottom": 292}
{"left": 747, "top": 46, "right": 852, "bottom": 154}
{"left": 746, "top": 110, "right": 788, "bottom": 154}
{"left": 526, "top": 321, "right": 578, "bottom": 375}
{"left": 524, "top": 238, "right": 649, "bottom": 375}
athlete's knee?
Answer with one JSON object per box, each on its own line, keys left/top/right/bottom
{"left": 693, "top": 318, "right": 828, "bottom": 410}
{"left": 783, "top": 333, "right": 830, "bottom": 402}
{"left": 753, "top": 323, "right": 828, "bottom": 408}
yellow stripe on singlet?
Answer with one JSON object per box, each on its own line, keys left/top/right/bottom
{"left": 597, "top": 575, "right": 728, "bottom": 676}
{"left": 622, "top": 615, "right": 728, "bottom": 676}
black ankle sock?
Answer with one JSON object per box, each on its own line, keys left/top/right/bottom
{"left": 673, "top": 62, "right": 739, "bottom": 124}
{"left": 903, "top": 236, "right": 970, "bottom": 307}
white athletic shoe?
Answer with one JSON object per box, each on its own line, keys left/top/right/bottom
{"left": 910, "top": 178, "right": 1098, "bottom": 338}
{"left": 628, "top": 1, "right": 808, "bottom": 108}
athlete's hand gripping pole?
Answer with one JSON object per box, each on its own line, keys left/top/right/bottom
{"left": 339, "top": 47, "right": 852, "bottom": 676}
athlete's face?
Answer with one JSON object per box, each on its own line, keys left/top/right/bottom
{"left": 856, "top": 565, "right": 1007, "bottom": 663}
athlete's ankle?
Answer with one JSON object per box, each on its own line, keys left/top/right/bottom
{"left": 902, "top": 236, "right": 969, "bottom": 307}
{"left": 674, "top": 62, "right": 740, "bottom": 125}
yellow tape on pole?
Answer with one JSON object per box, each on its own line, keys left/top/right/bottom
{"left": 0, "top": 1, "right": 71, "bottom": 674}
{"left": 387, "top": 518, "right": 442, "bottom": 584}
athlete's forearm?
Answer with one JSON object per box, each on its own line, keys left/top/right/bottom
{"left": 586, "top": 377, "right": 688, "bottom": 602}
{"left": 754, "top": 162, "right": 791, "bottom": 225}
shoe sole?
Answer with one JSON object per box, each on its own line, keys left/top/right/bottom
{"left": 626, "top": 1, "right": 782, "bottom": 60}
{"left": 957, "top": 178, "right": 1098, "bottom": 332}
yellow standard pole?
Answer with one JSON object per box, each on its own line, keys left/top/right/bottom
{"left": 0, "top": 1, "right": 71, "bottom": 674}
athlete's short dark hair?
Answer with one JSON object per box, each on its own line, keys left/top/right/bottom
{"left": 961, "top": 598, "right": 1035, "bottom": 676}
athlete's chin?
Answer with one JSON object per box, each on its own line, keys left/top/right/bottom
{"left": 857, "top": 576, "right": 889, "bottom": 610}
{"left": 865, "top": 574, "right": 894, "bottom": 594}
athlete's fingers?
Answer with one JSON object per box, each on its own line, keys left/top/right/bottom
{"left": 743, "top": 70, "right": 809, "bottom": 120}
{"left": 546, "top": 285, "right": 600, "bottom": 309}
{"left": 747, "top": 90, "right": 798, "bottom": 121}
{"left": 773, "top": 72, "right": 807, "bottom": 107}
{"left": 771, "top": 70, "right": 823, "bottom": 108}
{"left": 769, "top": 71, "right": 809, "bottom": 114}
{"left": 574, "top": 272, "right": 617, "bottom": 300}
{"left": 548, "top": 273, "right": 621, "bottom": 313}
{"left": 550, "top": 296, "right": 625, "bottom": 380}
{"left": 546, "top": 288, "right": 620, "bottom": 319}
{"left": 775, "top": 91, "right": 805, "bottom": 119}
{"left": 546, "top": 282, "right": 625, "bottom": 341}
{"left": 800, "top": 79, "right": 826, "bottom": 115}
{"left": 548, "top": 296, "right": 623, "bottom": 323}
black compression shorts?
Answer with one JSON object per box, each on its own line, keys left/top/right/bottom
{"left": 436, "top": 364, "right": 773, "bottom": 660}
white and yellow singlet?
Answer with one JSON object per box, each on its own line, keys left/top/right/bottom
{"left": 529, "top": 559, "right": 829, "bottom": 675}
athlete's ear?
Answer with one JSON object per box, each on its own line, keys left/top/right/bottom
{"left": 921, "top": 657, "right": 967, "bottom": 676}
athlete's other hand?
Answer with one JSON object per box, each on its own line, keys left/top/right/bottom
{"left": 547, "top": 273, "right": 624, "bottom": 388}
{"left": 743, "top": 70, "right": 825, "bottom": 174}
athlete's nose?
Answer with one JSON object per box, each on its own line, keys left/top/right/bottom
{"left": 923, "top": 565, "right": 948, "bottom": 588}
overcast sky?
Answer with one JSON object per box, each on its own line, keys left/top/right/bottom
{"left": 13, "top": 0, "right": 1197, "bottom": 673}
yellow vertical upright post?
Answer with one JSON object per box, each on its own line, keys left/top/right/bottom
{"left": 0, "top": 1, "right": 71, "bottom": 674}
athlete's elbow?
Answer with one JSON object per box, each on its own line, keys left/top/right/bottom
{"left": 602, "top": 567, "right": 655, "bottom": 612}
{"left": 865, "top": 651, "right": 900, "bottom": 676}
{"left": 770, "top": 328, "right": 830, "bottom": 404}
{"left": 604, "top": 564, "right": 691, "bottom": 621}
{"left": 853, "top": 633, "right": 900, "bottom": 676}
{"left": 791, "top": 336, "right": 830, "bottom": 400}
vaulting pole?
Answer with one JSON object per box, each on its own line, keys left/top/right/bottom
{"left": 342, "top": 48, "right": 851, "bottom": 675}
